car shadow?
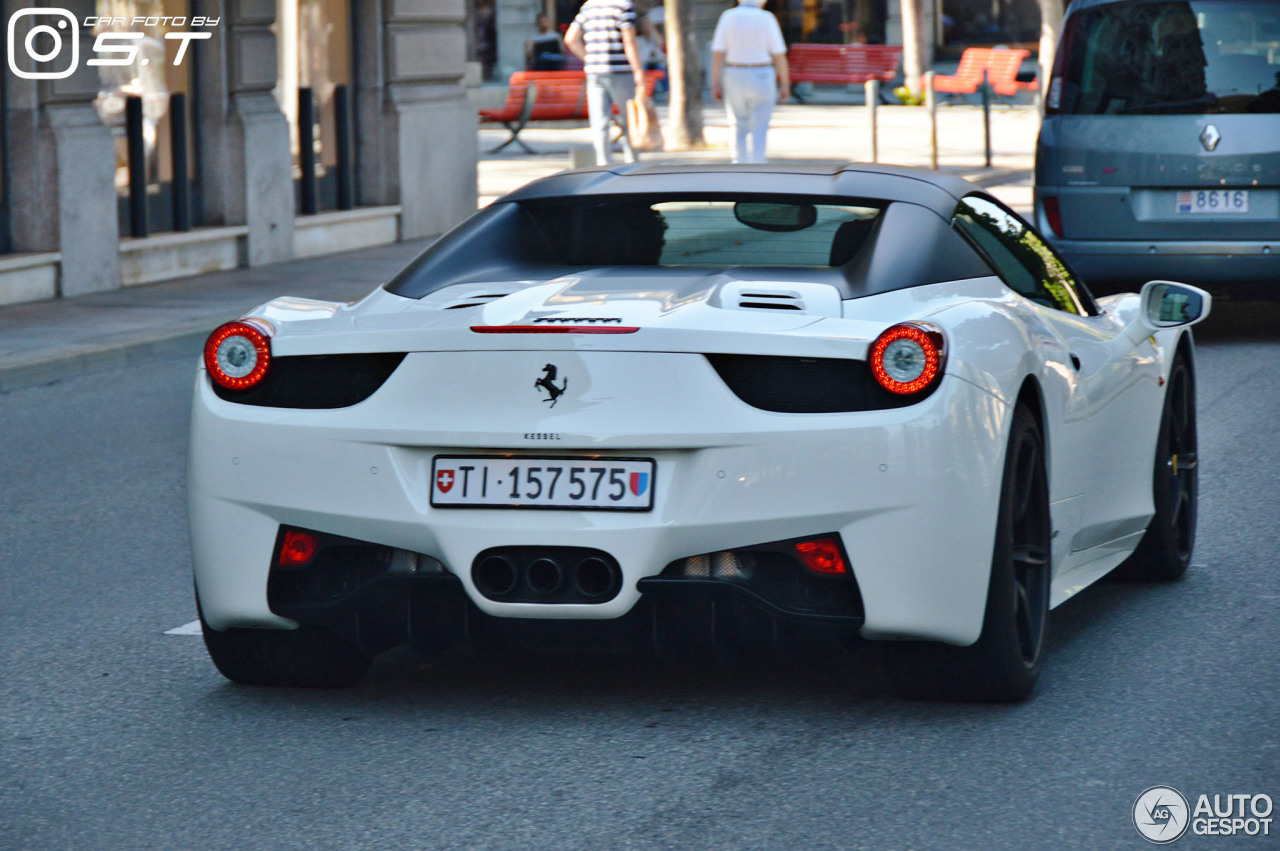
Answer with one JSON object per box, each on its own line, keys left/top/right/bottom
{"left": 191, "top": 573, "right": 1193, "bottom": 715}
{"left": 1192, "top": 298, "right": 1280, "bottom": 342}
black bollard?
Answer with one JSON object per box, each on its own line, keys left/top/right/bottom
{"left": 126, "top": 95, "right": 148, "bottom": 238}
{"left": 335, "top": 84, "right": 354, "bottom": 210}
{"left": 982, "top": 69, "right": 992, "bottom": 168}
{"left": 298, "top": 87, "right": 318, "bottom": 215}
{"left": 170, "top": 93, "right": 191, "bottom": 232}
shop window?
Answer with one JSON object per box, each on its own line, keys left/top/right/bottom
{"left": 941, "top": 0, "right": 1040, "bottom": 50}
{"left": 774, "top": 0, "right": 887, "bottom": 47}
{"left": 93, "top": 0, "right": 201, "bottom": 237}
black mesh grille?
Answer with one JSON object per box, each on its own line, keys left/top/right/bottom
{"left": 268, "top": 544, "right": 392, "bottom": 608}
{"left": 212, "top": 353, "right": 406, "bottom": 409}
{"left": 706, "top": 354, "right": 921, "bottom": 413}
{"left": 718, "top": 552, "right": 863, "bottom": 619}
{"left": 643, "top": 535, "right": 865, "bottom": 622}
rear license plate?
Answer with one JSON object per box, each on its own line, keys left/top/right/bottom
{"left": 430, "top": 456, "right": 655, "bottom": 510}
{"left": 1176, "top": 189, "right": 1248, "bottom": 214}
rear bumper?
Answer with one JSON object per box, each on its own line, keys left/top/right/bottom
{"left": 256, "top": 538, "right": 866, "bottom": 659}
{"left": 189, "top": 350, "right": 1009, "bottom": 646}
{"left": 1048, "top": 237, "right": 1280, "bottom": 286}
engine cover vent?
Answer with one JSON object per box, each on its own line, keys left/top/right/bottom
{"left": 718, "top": 282, "right": 842, "bottom": 317}
{"left": 444, "top": 293, "right": 514, "bottom": 310}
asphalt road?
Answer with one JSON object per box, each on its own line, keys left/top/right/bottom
{"left": 1, "top": 302, "right": 1278, "bottom": 850}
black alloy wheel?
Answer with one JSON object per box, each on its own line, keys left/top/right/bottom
{"left": 196, "top": 588, "right": 370, "bottom": 687}
{"left": 883, "top": 403, "right": 1051, "bottom": 702}
{"left": 1116, "top": 348, "right": 1197, "bottom": 581}
{"left": 1008, "top": 409, "right": 1052, "bottom": 668}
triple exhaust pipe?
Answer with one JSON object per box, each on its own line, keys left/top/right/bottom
{"left": 472, "top": 547, "right": 622, "bottom": 603}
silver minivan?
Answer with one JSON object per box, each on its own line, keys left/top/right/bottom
{"left": 1036, "top": 0, "right": 1280, "bottom": 289}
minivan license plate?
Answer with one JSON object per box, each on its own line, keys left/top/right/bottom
{"left": 1176, "top": 189, "right": 1248, "bottom": 214}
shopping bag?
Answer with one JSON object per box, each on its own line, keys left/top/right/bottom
{"left": 627, "top": 96, "right": 664, "bottom": 152}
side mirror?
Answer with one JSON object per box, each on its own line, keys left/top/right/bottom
{"left": 1141, "top": 281, "right": 1211, "bottom": 328}
{"left": 1122, "top": 280, "right": 1211, "bottom": 346}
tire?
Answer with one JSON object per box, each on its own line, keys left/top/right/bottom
{"left": 1115, "top": 347, "right": 1197, "bottom": 581}
{"left": 197, "top": 592, "right": 370, "bottom": 687}
{"left": 883, "top": 404, "right": 1052, "bottom": 702}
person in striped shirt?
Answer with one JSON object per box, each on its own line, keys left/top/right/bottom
{"left": 566, "top": 0, "right": 647, "bottom": 165}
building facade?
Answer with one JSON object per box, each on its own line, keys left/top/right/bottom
{"left": 0, "top": 0, "right": 477, "bottom": 306}
{"left": 469, "top": 0, "right": 1034, "bottom": 85}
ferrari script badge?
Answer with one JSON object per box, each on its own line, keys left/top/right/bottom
{"left": 535, "top": 364, "right": 568, "bottom": 407}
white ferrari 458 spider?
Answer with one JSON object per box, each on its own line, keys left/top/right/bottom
{"left": 189, "top": 163, "right": 1209, "bottom": 701}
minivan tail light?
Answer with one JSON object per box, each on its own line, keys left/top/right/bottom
{"left": 1043, "top": 196, "right": 1064, "bottom": 238}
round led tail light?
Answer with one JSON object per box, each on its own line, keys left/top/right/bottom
{"left": 870, "top": 323, "right": 944, "bottom": 395}
{"left": 204, "top": 320, "right": 272, "bottom": 391}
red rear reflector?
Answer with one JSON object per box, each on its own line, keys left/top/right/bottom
{"left": 278, "top": 530, "right": 318, "bottom": 567}
{"left": 795, "top": 538, "right": 848, "bottom": 575}
{"left": 1043, "top": 196, "right": 1063, "bottom": 238}
{"left": 470, "top": 325, "right": 639, "bottom": 334}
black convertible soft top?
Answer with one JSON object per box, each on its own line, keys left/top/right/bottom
{"left": 387, "top": 162, "right": 993, "bottom": 300}
{"left": 502, "top": 162, "right": 979, "bottom": 217}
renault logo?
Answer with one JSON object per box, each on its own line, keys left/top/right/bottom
{"left": 1199, "top": 124, "right": 1221, "bottom": 152}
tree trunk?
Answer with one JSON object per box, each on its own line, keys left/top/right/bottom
{"left": 900, "top": 0, "right": 930, "bottom": 98}
{"left": 1037, "top": 0, "right": 1065, "bottom": 104}
{"left": 665, "top": 0, "right": 705, "bottom": 147}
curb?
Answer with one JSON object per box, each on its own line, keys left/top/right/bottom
{"left": 965, "top": 167, "right": 1032, "bottom": 188}
{"left": 0, "top": 313, "right": 234, "bottom": 394}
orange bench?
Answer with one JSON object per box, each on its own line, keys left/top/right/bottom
{"left": 479, "top": 70, "right": 665, "bottom": 154}
{"left": 788, "top": 44, "right": 903, "bottom": 102}
{"left": 931, "top": 47, "right": 1038, "bottom": 100}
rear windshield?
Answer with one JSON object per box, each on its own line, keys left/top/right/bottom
{"left": 383, "top": 192, "right": 993, "bottom": 301}
{"left": 1050, "top": 0, "right": 1280, "bottom": 114}
{"left": 525, "top": 198, "right": 882, "bottom": 268}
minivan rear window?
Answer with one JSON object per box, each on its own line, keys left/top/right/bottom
{"left": 1050, "top": 0, "right": 1280, "bottom": 114}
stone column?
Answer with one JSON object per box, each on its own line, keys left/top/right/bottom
{"left": 3, "top": 0, "right": 119, "bottom": 296}
{"left": 197, "top": 0, "right": 295, "bottom": 265}
{"left": 356, "top": 0, "right": 478, "bottom": 241}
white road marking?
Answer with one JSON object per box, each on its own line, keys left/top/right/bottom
{"left": 165, "top": 620, "right": 203, "bottom": 636}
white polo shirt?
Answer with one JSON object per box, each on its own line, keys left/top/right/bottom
{"left": 711, "top": 2, "right": 787, "bottom": 65}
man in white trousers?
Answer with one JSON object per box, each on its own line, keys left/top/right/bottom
{"left": 710, "top": 0, "right": 791, "bottom": 164}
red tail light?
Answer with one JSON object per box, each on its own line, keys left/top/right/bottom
{"left": 869, "top": 323, "right": 944, "bottom": 395}
{"left": 277, "top": 530, "right": 318, "bottom": 568}
{"left": 204, "top": 320, "right": 272, "bottom": 391}
{"left": 795, "top": 538, "right": 848, "bottom": 575}
{"left": 1042, "top": 196, "right": 1063, "bottom": 238}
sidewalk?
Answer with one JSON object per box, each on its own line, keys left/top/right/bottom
{"left": 0, "top": 101, "right": 1038, "bottom": 394}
